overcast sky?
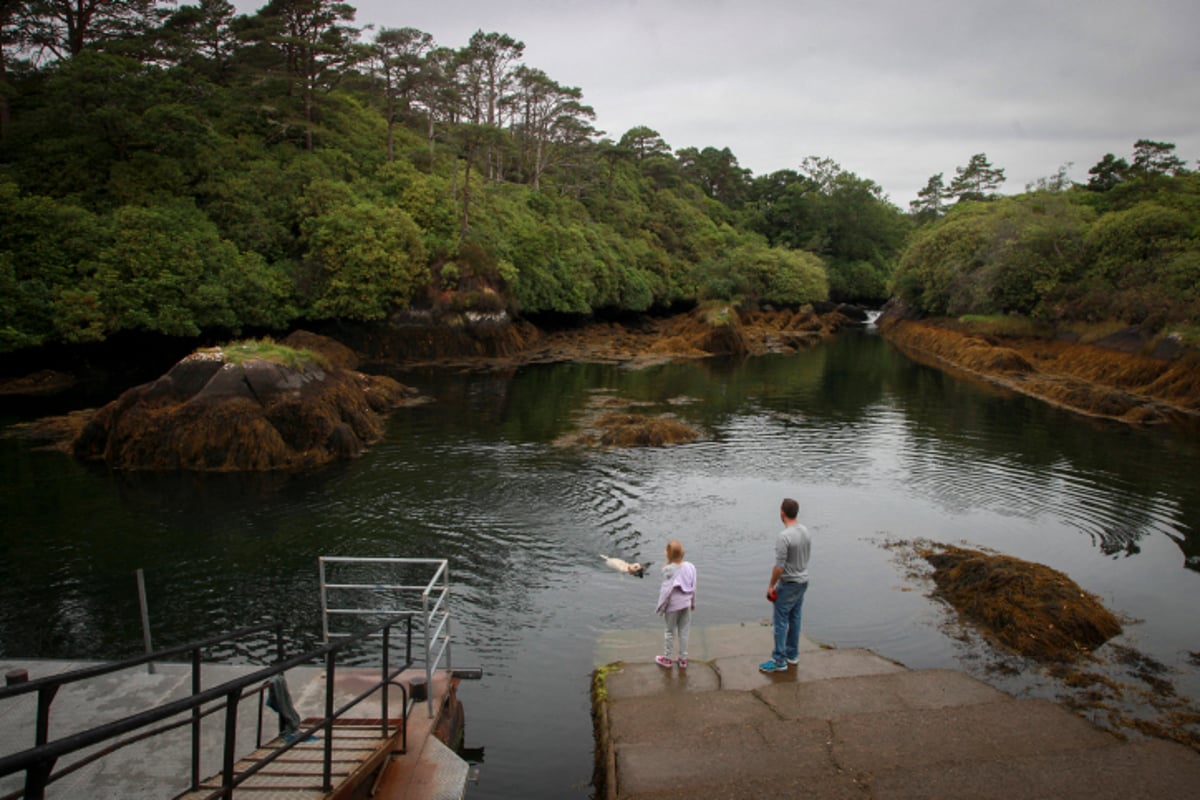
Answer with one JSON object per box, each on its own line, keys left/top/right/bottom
{"left": 232, "top": 0, "right": 1200, "bottom": 206}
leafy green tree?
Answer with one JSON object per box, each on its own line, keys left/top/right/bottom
{"left": 747, "top": 161, "right": 908, "bottom": 303}
{"left": 910, "top": 172, "right": 949, "bottom": 221}
{"left": 371, "top": 26, "right": 434, "bottom": 162}
{"left": 1078, "top": 200, "right": 1196, "bottom": 325}
{"left": 1131, "top": 139, "right": 1186, "bottom": 177}
{"left": 0, "top": 0, "right": 32, "bottom": 136}
{"left": 1087, "top": 153, "right": 1129, "bottom": 192}
{"left": 375, "top": 158, "right": 457, "bottom": 262}
{"left": 618, "top": 126, "right": 671, "bottom": 160}
{"left": 451, "top": 121, "right": 506, "bottom": 239}
{"left": 745, "top": 168, "right": 818, "bottom": 249}
{"left": 676, "top": 145, "right": 750, "bottom": 207}
{"left": 948, "top": 153, "right": 1005, "bottom": 202}
{"left": 248, "top": 0, "right": 363, "bottom": 151}
{"left": 895, "top": 194, "right": 1100, "bottom": 320}
{"left": 409, "top": 45, "right": 459, "bottom": 162}
{"left": 510, "top": 66, "right": 595, "bottom": 188}
{"left": 85, "top": 201, "right": 291, "bottom": 337}
{"left": 457, "top": 30, "right": 523, "bottom": 127}
{"left": 297, "top": 179, "right": 428, "bottom": 319}
{"left": 1024, "top": 163, "right": 1073, "bottom": 193}
{"left": 159, "top": 0, "right": 239, "bottom": 81}
{"left": 19, "top": 0, "right": 168, "bottom": 60}
{"left": 457, "top": 30, "right": 523, "bottom": 180}
{"left": 0, "top": 179, "right": 110, "bottom": 348}
{"left": 4, "top": 49, "right": 201, "bottom": 204}
{"left": 698, "top": 240, "right": 827, "bottom": 306}
{"left": 799, "top": 155, "right": 844, "bottom": 193}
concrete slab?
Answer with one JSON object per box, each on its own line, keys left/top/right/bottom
{"left": 870, "top": 740, "right": 1200, "bottom": 800}
{"left": 594, "top": 622, "right": 819, "bottom": 668}
{"left": 607, "top": 689, "right": 778, "bottom": 746}
{"left": 832, "top": 699, "right": 1116, "bottom": 776}
{"left": 602, "top": 661, "right": 721, "bottom": 701}
{"left": 620, "top": 773, "right": 869, "bottom": 800}
{"left": 714, "top": 646, "right": 906, "bottom": 692}
{"left": 594, "top": 624, "right": 1200, "bottom": 800}
{"left": 615, "top": 717, "right": 838, "bottom": 795}
{"left": 756, "top": 667, "right": 1011, "bottom": 720}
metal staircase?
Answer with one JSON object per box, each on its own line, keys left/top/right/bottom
{"left": 1, "top": 556, "right": 476, "bottom": 800}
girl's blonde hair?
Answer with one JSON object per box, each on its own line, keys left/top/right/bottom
{"left": 665, "top": 539, "right": 685, "bottom": 562}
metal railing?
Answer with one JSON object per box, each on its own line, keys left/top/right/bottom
{"left": 0, "top": 622, "right": 284, "bottom": 799}
{"left": 0, "top": 616, "right": 414, "bottom": 800}
{"left": 318, "top": 557, "right": 451, "bottom": 717}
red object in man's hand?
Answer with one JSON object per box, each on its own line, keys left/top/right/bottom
{"left": 767, "top": 587, "right": 777, "bottom": 603}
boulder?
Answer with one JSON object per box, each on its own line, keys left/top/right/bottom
{"left": 73, "top": 347, "right": 421, "bottom": 471}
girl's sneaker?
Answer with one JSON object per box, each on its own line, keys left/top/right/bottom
{"left": 655, "top": 655, "right": 672, "bottom": 668}
{"left": 678, "top": 658, "right": 687, "bottom": 669}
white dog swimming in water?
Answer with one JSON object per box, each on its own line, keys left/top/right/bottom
{"left": 601, "top": 555, "right": 650, "bottom": 578}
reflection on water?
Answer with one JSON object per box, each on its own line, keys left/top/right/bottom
{"left": 2, "top": 329, "right": 1199, "bottom": 798}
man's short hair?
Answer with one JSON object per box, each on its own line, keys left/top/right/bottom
{"left": 781, "top": 498, "right": 799, "bottom": 520}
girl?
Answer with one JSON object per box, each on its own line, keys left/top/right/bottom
{"left": 655, "top": 539, "right": 697, "bottom": 668}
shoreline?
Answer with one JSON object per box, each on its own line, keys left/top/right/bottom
{"left": 876, "top": 315, "right": 1200, "bottom": 427}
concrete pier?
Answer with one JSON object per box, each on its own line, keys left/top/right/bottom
{"left": 593, "top": 623, "right": 1200, "bottom": 799}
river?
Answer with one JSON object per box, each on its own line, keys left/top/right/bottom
{"left": 1, "top": 326, "right": 1198, "bottom": 798}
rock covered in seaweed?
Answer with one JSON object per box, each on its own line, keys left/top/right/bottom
{"left": 921, "top": 543, "right": 1122, "bottom": 662}
{"left": 73, "top": 338, "right": 421, "bottom": 471}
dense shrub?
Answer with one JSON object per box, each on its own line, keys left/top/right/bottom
{"left": 892, "top": 185, "right": 1199, "bottom": 330}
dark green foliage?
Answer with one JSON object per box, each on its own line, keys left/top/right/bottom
{"left": 296, "top": 178, "right": 427, "bottom": 320}
{"left": 0, "top": 180, "right": 111, "bottom": 348}
{"left": 697, "top": 240, "right": 828, "bottom": 306}
{"left": 892, "top": 174, "right": 1200, "bottom": 330}
{"left": 84, "top": 200, "right": 295, "bottom": 338}
{"left": 1, "top": 7, "right": 1193, "bottom": 354}
{"left": 746, "top": 163, "right": 910, "bottom": 304}
{"left": 1, "top": 0, "right": 846, "bottom": 356}
{"left": 948, "top": 153, "right": 1006, "bottom": 202}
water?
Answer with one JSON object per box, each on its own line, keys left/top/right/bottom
{"left": 2, "top": 329, "right": 1199, "bottom": 797}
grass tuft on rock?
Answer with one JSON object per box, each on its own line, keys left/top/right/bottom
{"left": 205, "top": 338, "right": 329, "bottom": 369}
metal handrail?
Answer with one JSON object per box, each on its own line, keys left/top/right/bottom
{"left": 0, "top": 622, "right": 284, "bottom": 704}
{"left": 0, "top": 615, "right": 414, "bottom": 800}
{"left": 0, "top": 620, "right": 284, "bottom": 791}
{"left": 318, "top": 557, "right": 451, "bottom": 717}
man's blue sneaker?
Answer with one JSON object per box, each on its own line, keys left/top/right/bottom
{"left": 758, "top": 660, "right": 787, "bottom": 673}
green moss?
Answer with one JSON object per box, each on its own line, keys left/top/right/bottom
{"left": 958, "top": 314, "right": 1048, "bottom": 339}
{"left": 205, "top": 338, "right": 330, "bottom": 369}
{"left": 591, "top": 662, "right": 623, "bottom": 705}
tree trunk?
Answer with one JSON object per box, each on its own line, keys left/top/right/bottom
{"left": 427, "top": 112, "right": 436, "bottom": 163}
{"left": 460, "top": 154, "right": 472, "bottom": 241}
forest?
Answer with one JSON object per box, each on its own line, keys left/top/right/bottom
{"left": 1, "top": 0, "right": 1197, "bottom": 355}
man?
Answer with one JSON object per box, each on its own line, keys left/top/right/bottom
{"left": 760, "top": 497, "right": 811, "bottom": 673}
